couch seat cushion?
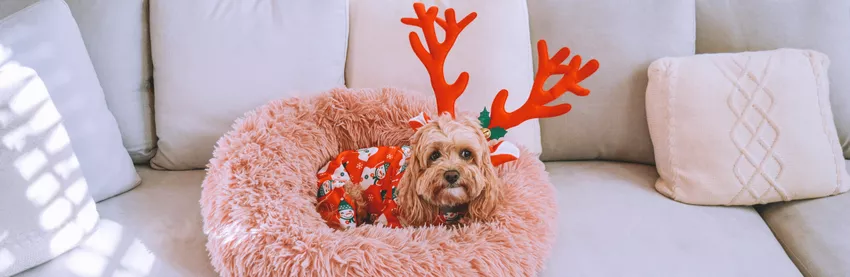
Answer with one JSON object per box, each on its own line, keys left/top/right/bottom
{"left": 16, "top": 162, "right": 811, "bottom": 276}
{"left": 757, "top": 160, "right": 850, "bottom": 277}
{"left": 14, "top": 166, "right": 216, "bottom": 277}
{"left": 541, "top": 161, "right": 801, "bottom": 277}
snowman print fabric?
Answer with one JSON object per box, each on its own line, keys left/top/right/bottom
{"left": 316, "top": 146, "right": 408, "bottom": 229}
{"left": 316, "top": 145, "right": 463, "bottom": 230}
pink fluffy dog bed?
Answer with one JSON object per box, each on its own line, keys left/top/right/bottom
{"left": 200, "top": 87, "right": 558, "bottom": 276}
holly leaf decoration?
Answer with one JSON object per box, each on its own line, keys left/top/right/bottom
{"left": 489, "top": 127, "right": 507, "bottom": 140}
{"left": 479, "top": 107, "right": 507, "bottom": 140}
{"left": 478, "top": 108, "right": 491, "bottom": 128}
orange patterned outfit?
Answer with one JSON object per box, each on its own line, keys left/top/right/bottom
{"left": 316, "top": 145, "right": 466, "bottom": 230}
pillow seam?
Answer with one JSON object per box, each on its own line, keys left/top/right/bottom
{"left": 808, "top": 51, "right": 844, "bottom": 195}
{"left": 665, "top": 60, "right": 681, "bottom": 200}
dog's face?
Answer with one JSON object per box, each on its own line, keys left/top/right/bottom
{"left": 398, "top": 113, "right": 501, "bottom": 226}
{"left": 412, "top": 115, "right": 489, "bottom": 206}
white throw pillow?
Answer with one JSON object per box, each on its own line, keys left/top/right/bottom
{"left": 0, "top": 0, "right": 140, "bottom": 202}
{"left": 346, "top": 0, "right": 541, "bottom": 153}
{"left": 149, "top": 0, "right": 349, "bottom": 170}
{"left": 0, "top": 34, "right": 99, "bottom": 277}
{"left": 0, "top": 0, "right": 155, "bottom": 163}
{"left": 646, "top": 48, "right": 850, "bottom": 205}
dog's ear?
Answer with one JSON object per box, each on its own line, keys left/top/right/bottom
{"left": 468, "top": 141, "right": 502, "bottom": 221}
{"left": 397, "top": 131, "right": 437, "bottom": 226}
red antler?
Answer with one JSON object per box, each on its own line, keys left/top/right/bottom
{"left": 401, "top": 3, "right": 477, "bottom": 118}
{"left": 488, "top": 40, "right": 599, "bottom": 131}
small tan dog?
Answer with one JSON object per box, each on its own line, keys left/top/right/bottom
{"left": 315, "top": 3, "right": 598, "bottom": 230}
{"left": 316, "top": 113, "right": 505, "bottom": 229}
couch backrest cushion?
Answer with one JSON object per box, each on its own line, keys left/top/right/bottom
{"left": 149, "top": 0, "right": 349, "bottom": 170}
{"left": 529, "top": 0, "right": 697, "bottom": 164}
{"left": 696, "top": 0, "right": 850, "bottom": 159}
{"left": 65, "top": 0, "right": 155, "bottom": 163}
{"left": 0, "top": 0, "right": 141, "bottom": 202}
{"left": 345, "top": 0, "right": 542, "bottom": 153}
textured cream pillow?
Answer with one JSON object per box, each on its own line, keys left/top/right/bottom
{"left": 646, "top": 48, "right": 850, "bottom": 205}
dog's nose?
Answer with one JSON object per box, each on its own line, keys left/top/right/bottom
{"left": 444, "top": 170, "right": 460, "bottom": 184}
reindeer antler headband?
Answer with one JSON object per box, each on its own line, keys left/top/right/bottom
{"left": 403, "top": 3, "right": 599, "bottom": 164}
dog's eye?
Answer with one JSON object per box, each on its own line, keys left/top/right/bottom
{"left": 429, "top": 151, "right": 441, "bottom": 161}
{"left": 460, "top": 149, "right": 472, "bottom": 160}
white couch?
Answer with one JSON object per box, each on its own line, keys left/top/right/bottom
{"left": 3, "top": 0, "right": 850, "bottom": 276}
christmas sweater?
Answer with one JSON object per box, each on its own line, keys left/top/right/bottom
{"left": 315, "top": 145, "right": 465, "bottom": 230}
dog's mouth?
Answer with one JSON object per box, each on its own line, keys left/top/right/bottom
{"left": 430, "top": 184, "right": 470, "bottom": 205}
{"left": 436, "top": 181, "right": 467, "bottom": 192}
{"left": 441, "top": 186, "right": 465, "bottom": 194}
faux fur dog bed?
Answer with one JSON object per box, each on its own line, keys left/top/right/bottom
{"left": 200, "top": 88, "right": 558, "bottom": 276}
